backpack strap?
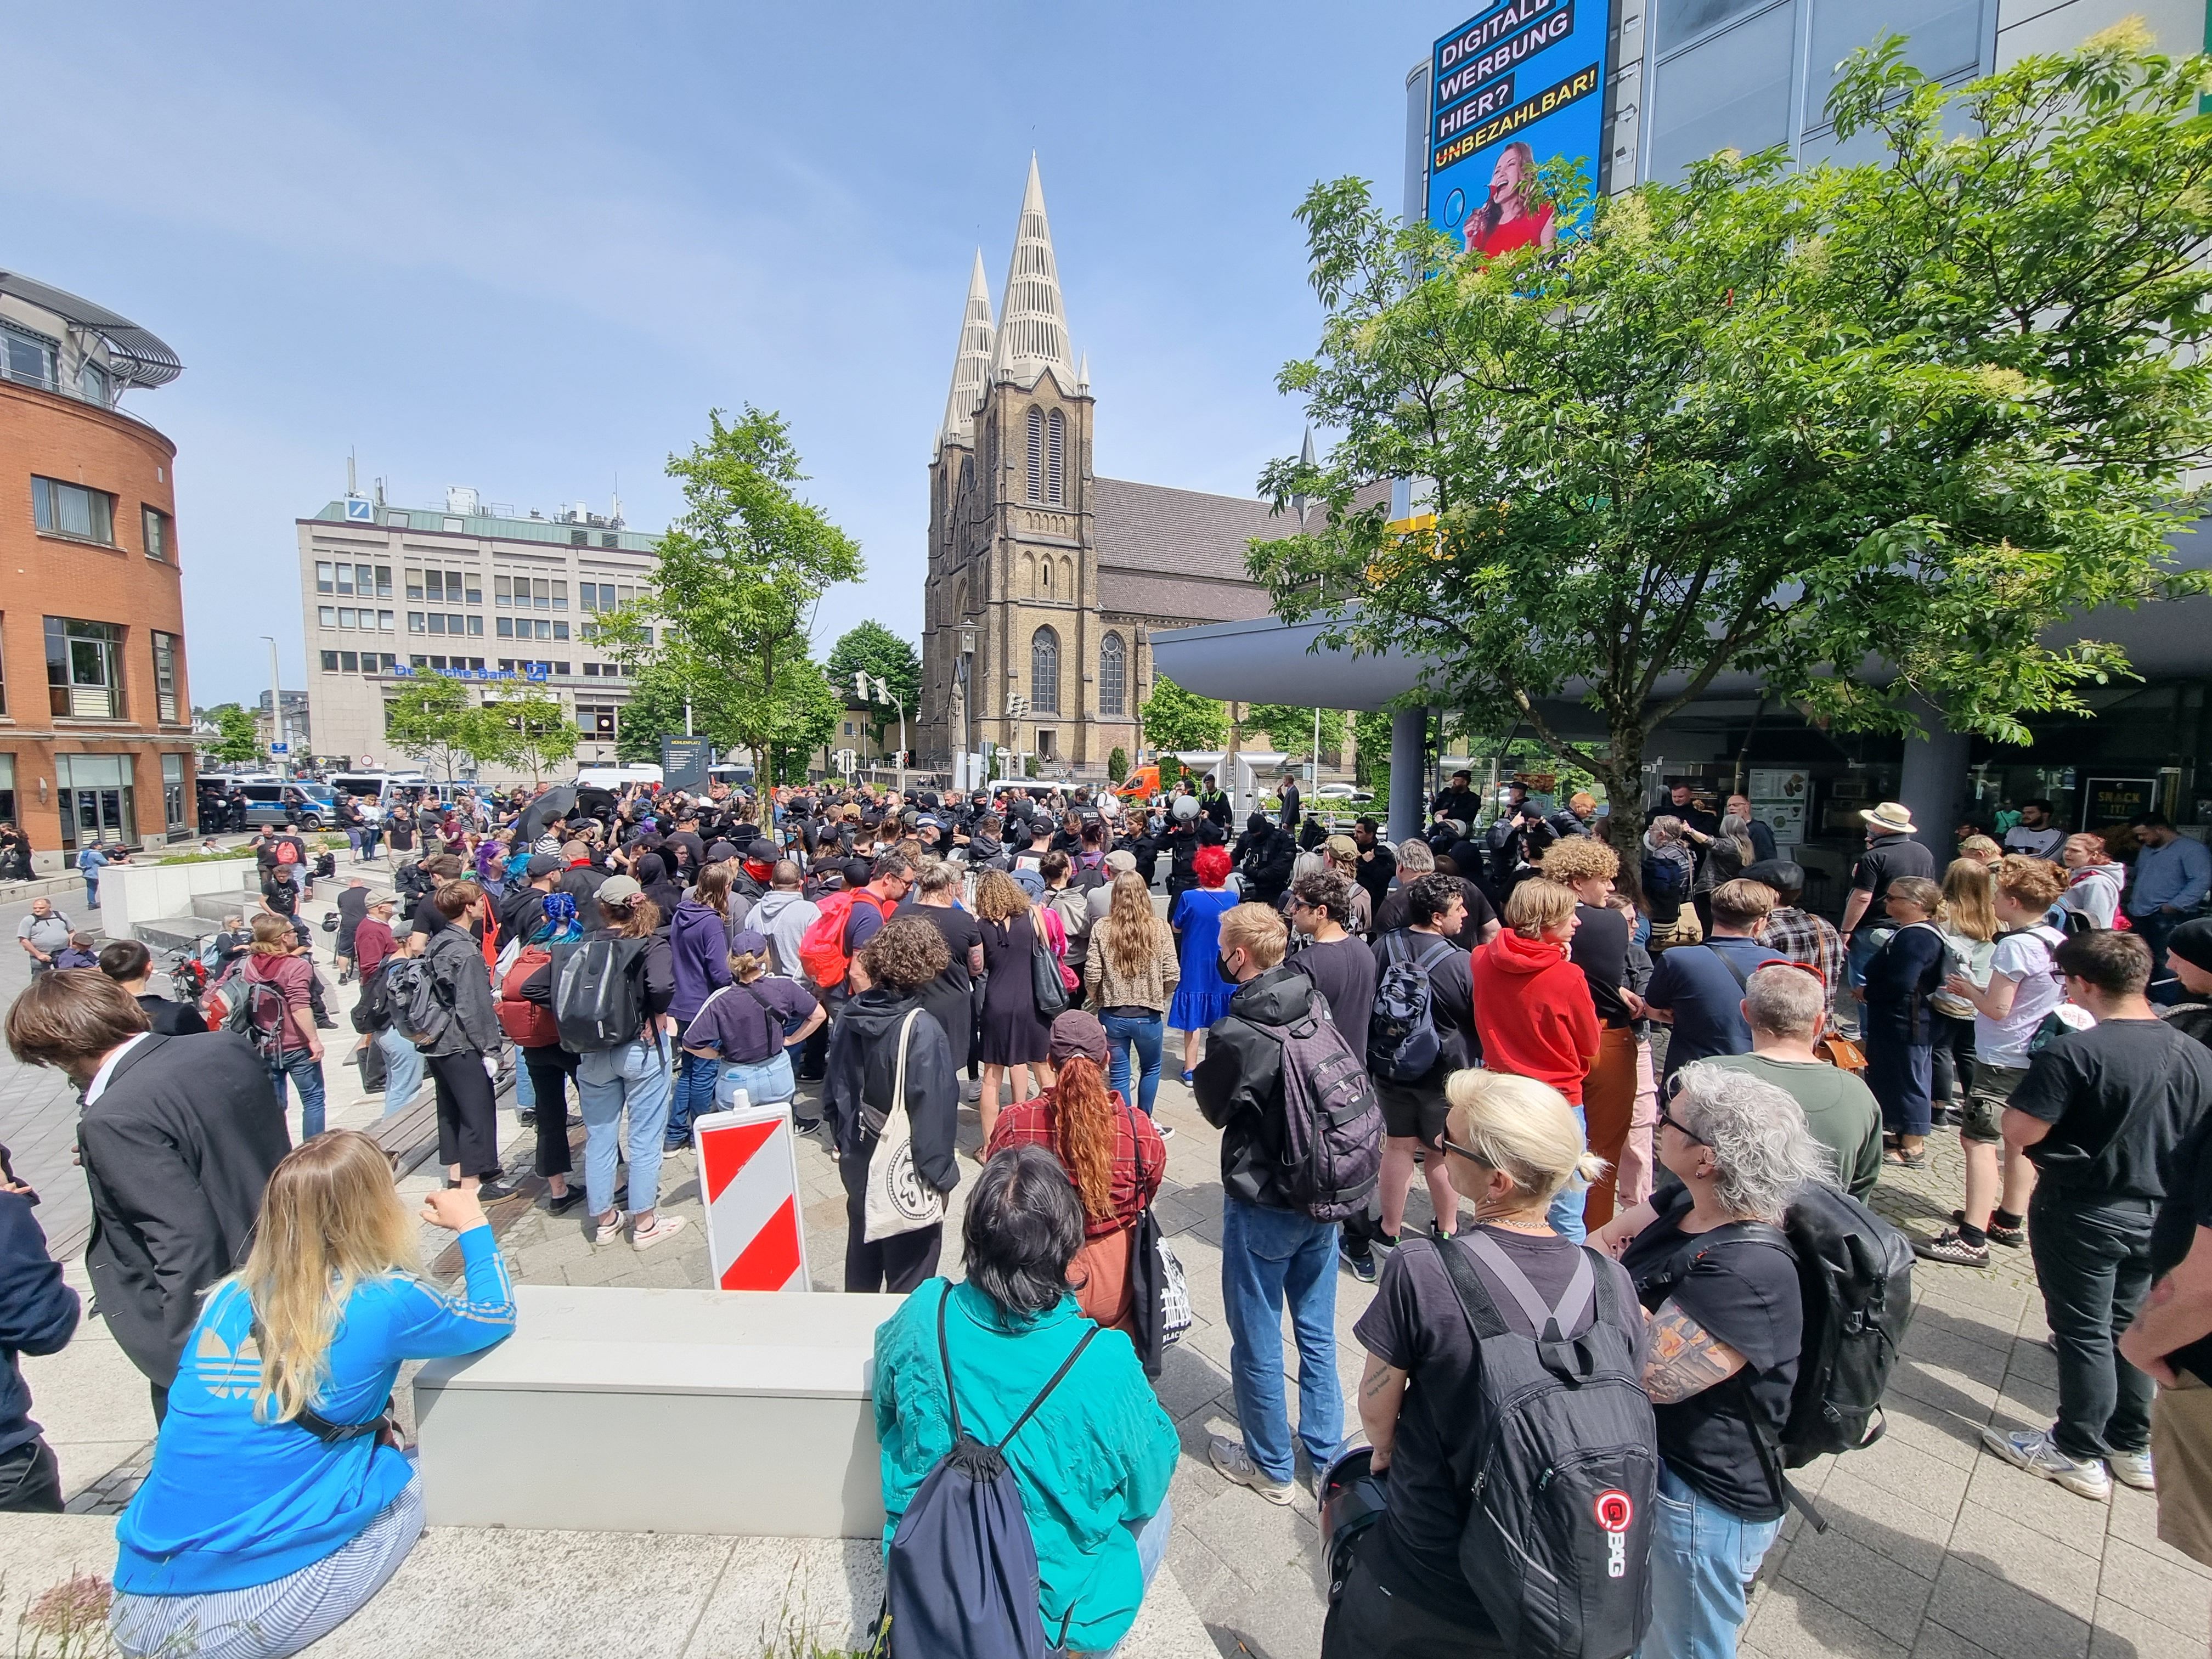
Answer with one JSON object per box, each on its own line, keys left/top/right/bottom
{"left": 1462, "top": 1228, "right": 1595, "bottom": 1344}
{"left": 932, "top": 1284, "right": 1100, "bottom": 1453}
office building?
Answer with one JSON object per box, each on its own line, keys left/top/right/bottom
{"left": 0, "top": 270, "right": 195, "bottom": 861}
{"left": 297, "top": 489, "right": 659, "bottom": 782}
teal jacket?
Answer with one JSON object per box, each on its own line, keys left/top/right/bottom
{"left": 874, "top": 1279, "right": 1177, "bottom": 1653}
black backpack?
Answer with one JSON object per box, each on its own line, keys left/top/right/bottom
{"left": 1368, "top": 932, "right": 1453, "bottom": 1084}
{"left": 879, "top": 1290, "right": 1099, "bottom": 1659}
{"left": 1252, "top": 1000, "right": 1383, "bottom": 1221}
{"left": 351, "top": 961, "right": 394, "bottom": 1035}
{"left": 221, "top": 969, "right": 292, "bottom": 1060}
{"left": 551, "top": 935, "right": 650, "bottom": 1053}
{"left": 1428, "top": 1232, "right": 1657, "bottom": 1659}
{"left": 1635, "top": 1182, "right": 1914, "bottom": 1530}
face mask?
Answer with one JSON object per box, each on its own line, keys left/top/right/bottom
{"left": 1218, "top": 951, "right": 1240, "bottom": 981}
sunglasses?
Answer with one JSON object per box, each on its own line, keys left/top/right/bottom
{"left": 1657, "top": 1105, "right": 1707, "bottom": 1144}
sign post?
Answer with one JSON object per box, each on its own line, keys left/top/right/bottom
{"left": 694, "top": 1095, "right": 811, "bottom": 1293}
{"left": 661, "top": 735, "right": 712, "bottom": 793}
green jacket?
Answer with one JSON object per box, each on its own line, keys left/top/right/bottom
{"left": 873, "top": 1279, "right": 1177, "bottom": 1652}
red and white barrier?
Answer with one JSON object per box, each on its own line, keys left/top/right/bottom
{"left": 694, "top": 1096, "right": 811, "bottom": 1293}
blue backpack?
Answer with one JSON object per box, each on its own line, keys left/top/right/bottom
{"left": 879, "top": 1289, "right": 1099, "bottom": 1658}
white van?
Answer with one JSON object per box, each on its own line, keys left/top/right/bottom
{"left": 573, "top": 764, "right": 663, "bottom": 791}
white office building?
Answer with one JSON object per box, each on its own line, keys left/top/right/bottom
{"left": 297, "top": 489, "right": 658, "bottom": 781}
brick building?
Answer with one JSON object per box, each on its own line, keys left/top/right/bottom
{"left": 0, "top": 272, "right": 195, "bottom": 865}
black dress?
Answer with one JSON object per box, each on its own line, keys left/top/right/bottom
{"left": 978, "top": 911, "right": 1052, "bottom": 1067}
{"left": 897, "top": 900, "right": 981, "bottom": 1074}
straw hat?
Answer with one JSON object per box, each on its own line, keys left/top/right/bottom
{"left": 1860, "top": 802, "right": 1917, "bottom": 834}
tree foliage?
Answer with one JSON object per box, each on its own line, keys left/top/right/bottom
{"left": 201, "top": 703, "right": 261, "bottom": 764}
{"left": 827, "top": 620, "right": 922, "bottom": 748}
{"left": 1254, "top": 27, "right": 2212, "bottom": 852}
{"left": 612, "top": 406, "right": 864, "bottom": 783}
{"left": 1107, "top": 746, "right": 1130, "bottom": 784}
{"left": 485, "top": 690, "right": 580, "bottom": 785}
{"left": 1245, "top": 704, "right": 1346, "bottom": 760}
{"left": 382, "top": 677, "right": 480, "bottom": 781}
{"left": 1138, "top": 675, "right": 1227, "bottom": 754}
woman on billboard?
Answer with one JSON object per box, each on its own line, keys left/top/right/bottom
{"left": 1465, "top": 140, "right": 1557, "bottom": 258}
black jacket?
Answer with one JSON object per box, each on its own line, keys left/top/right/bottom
{"left": 77, "top": 1032, "right": 290, "bottom": 1386}
{"left": 822, "top": 989, "right": 960, "bottom": 1199}
{"left": 135, "top": 994, "right": 207, "bottom": 1036}
{"left": 1193, "top": 966, "right": 1317, "bottom": 1211}
{"left": 0, "top": 1191, "right": 79, "bottom": 1458}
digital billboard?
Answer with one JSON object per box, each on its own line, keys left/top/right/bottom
{"left": 1425, "top": 0, "right": 1610, "bottom": 256}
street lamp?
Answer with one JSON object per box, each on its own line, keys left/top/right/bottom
{"left": 259, "top": 635, "right": 284, "bottom": 775}
{"left": 855, "top": 672, "right": 907, "bottom": 802}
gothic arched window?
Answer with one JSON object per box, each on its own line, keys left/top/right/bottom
{"left": 1040, "top": 558, "right": 1053, "bottom": 595}
{"left": 1047, "top": 409, "right": 1065, "bottom": 506}
{"left": 1030, "top": 626, "right": 1060, "bottom": 713}
{"left": 1098, "top": 631, "right": 1126, "bottom": 716}
{"left": 1026, "top": 407, "right": 1045, "bottom": 503}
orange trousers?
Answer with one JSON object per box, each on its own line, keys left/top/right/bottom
{"left": 1582, "top": 1024, "right": 1641, "bottom": 1230}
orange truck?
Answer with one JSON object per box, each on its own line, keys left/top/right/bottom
{"left": 1115, "top": 763, "right": 1165, "bottom": 801}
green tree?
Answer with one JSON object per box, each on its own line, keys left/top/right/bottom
{"left": 1137, "top": 675, "right": 1227, "bottom": 754}
{"left": 611, "top": 664, "right": 694, "bottom": 766}
{"left": 382, "top": 675, "right": 494, "bottom": 782}
{"left": 1107, "top": 746, "right": 1130, "bottom": 784}
{"left": 1254, "top": 27, "right": 2212, "bottom": 856}
{"left": 613, "top": 407, "right": 864, "bottom": 782}
{"left": 201, "top": 703, "right": 261, "bottom": 764}
{"left": 827, "top": 621, "right": 922, "bottom": 749}
{"left": 1245, "top": 704, "right": 1346, "bottom": 761}
{"left": 488, "top": 690, "right": 581, "bottom": 785}
{"left": 1353, "top": 709, "right": 1393, "bottom": 794}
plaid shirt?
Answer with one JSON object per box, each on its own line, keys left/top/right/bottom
{"left": 1761, "top": 906, "right": 1845, "bottom": 1011}
{"left": 985, "top": 1089, "right": 1166, "bottom": 1239}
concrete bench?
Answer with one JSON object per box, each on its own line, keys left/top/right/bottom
{"left": 413, "top": 1285, "right": 902, "bottom": 1538}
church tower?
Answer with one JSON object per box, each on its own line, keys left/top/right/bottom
{"left": 921, "top": 156, "right": 1103, "bottom": 778}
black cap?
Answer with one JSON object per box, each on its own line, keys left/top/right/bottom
{"left": 524, "top": 853, "right": 563, "bottom": 877}
{"left": 1741, "top": 859, "right": 1805, "bottom": 894}
{"left": 746, "top": 838, "right": 778, "bottom": 862}
{"left": 2170, "top": 918, "right": 2212, "bottom": 974}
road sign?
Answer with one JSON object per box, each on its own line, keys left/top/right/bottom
{"left": 695, "top": 1096, "right": 810, "bottom": 1293}
{"left": 269, "top": 743, "right": 289, "bottom": 754}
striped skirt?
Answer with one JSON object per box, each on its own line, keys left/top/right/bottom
{"left": 111, "top": 1478, "right": 424, "bottom": 1659}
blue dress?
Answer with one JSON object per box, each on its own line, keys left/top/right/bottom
{"left": 1168, "top": 888, "right": 1239, "bottom": 1031}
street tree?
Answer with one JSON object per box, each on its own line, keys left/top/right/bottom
{"left": 487, "top": 690, "right": 580, "bottom": 786}
{"left": 613, "top": 407, "right": 864, "bottom": 783}
{"left": 382, "top": 676, "right": 484, "bottom": 782}
{"left": 1137, "top": 675, "right": 1226, "bottom": 754}
{"left": 200, "top": 703, "right": 260, "bottom": 764}
{"left": 1254, "top": 26, "right": 2212, "bottom": 855}
{"left": 827, "top": 621, "right": 921, "bottom": 749}
{"left": 1246, "top": 704, "right": 1345, "bottom": 761}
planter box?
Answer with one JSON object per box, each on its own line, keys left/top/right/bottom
{"left": 99, "top": 857, "right": 256, "bottom": 941}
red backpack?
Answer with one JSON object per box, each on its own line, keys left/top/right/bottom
{"left": 497, "top": 945, "right": 560, "bottom": 1048}
{"left": 797, "top": 889, "right": 891, "bottom": 989}
{"left": 275, "top": 839, "right": 300, "bottom": 865}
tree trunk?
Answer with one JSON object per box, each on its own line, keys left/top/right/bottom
{"left": 1602, "top": 723, "right": 1649, "bottom": 872}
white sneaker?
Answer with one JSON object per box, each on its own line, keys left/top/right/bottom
{"left": 1208, "top": 1435, "right": 1293, "bottom": 1505}
{"left": 1981, "top": 1427, "right": 2112, "bottom": 1499}
{"left": 594, "top": 1208, "right": 626, "bottom": 1245}
{"left": 631, "top": 1214, "right": 689, "bottom": 1251}
{"left": 2110, "top": 1449, "right": 2157, "bottom": 1491}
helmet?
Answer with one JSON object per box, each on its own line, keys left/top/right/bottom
{"left": 1171, "top": 794, "right": 1201, "bottom": 823}
{"left": 1316, "top": 1445, "right": 1387, "bottom": 1600}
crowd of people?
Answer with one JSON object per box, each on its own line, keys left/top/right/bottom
{"left": 6, "top": 765, "right": 2212, "bottom": 1658}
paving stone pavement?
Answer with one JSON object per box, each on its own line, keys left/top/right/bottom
{"left": 11, "top": 868, "right": 2212, "bottom": 1656}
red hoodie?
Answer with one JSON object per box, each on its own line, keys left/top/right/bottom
{"left": 1470, "top": 928, "right": 1601, "bottom": 1104}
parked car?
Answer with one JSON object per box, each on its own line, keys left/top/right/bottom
{"left": 237, "top": 780, "right": 338, "bottom": 829}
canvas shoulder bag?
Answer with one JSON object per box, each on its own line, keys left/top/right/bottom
{"left": 865, "top": 1009, "right": 947, "bottom": 1243}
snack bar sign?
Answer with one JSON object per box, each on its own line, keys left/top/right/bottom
{"left": 1426, "top": 0, "right": 1609, "bottom": 257}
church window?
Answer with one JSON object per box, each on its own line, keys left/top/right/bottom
{"left": 1026, "top": 407, "right": 1045, "bottom": 503}
{"left": 1030, "top": 626, "right": 1060, "bottom": 714}
{"left": 1047, "top": 410, "right": 1065, "bottom": 505}
{"left": 1041, "top": 559, "right": 1053, "bottom": 594}
{"left": 1098, "top": 632, "right": 1126, "bottom": 715}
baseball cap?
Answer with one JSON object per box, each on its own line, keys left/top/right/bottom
{"left": 729, "top": 927, "right": 772, "bottom": 958}
{"left": 525, "top": 853, "right": 563, "bottom": 877}
{"left": 746, "top": 838, "right": 778, "bottom": 862}
{"left": 1324, "top": 834, "right": 1358, "bottom": 860}
{"left": 1105, "top": 849, "right": 1137, "bottom": 874}
{"left": 597, "top": 874, "right": 644, "bottom": 905}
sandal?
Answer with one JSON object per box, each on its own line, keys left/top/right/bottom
{"left": 1885, "top": 1146, "right": 1928, "bottom": 1169}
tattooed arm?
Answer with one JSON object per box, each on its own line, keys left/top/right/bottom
{"left": 1641, "top": 1299, "right": 1748, "bottom": 1403}
{"left": 1357, "top": 1349, "right": 1409, "bottom": 1471}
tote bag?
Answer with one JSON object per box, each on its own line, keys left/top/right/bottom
{"left": 865, "top": 1010, "right": 948, "bottom": 1243}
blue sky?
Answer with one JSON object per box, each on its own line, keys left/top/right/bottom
{"left": 3, "top": 2, "right": 1446, "bottom": 706}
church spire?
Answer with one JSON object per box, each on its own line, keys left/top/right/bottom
{"left": 936, "top": 249, "right": 996, "bottom": 456}
{"left": 991, "top": 154, "right": 1076, "bottom": 389}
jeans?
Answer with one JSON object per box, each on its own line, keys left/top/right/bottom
{"left": 578, "top": 1037, "right": 673, "bottom": 1217}
{"left": 376, "top": 1024, "right": 424, "bottom": 1116}
{"left": 2029, "top": 1187, "right": 2157, "bottom": 1461}
{"left": 669, "top": 1019, "right": 721, "bottom": 1144}
{"left": 715, "top": 1048, "right": 796, "bottom": 1110}
{"left": 1641, "top": 1463, "right": 1782, "bottom": 1659}
{"left": 511, "top": 1050, "right": 537, "bottom": 1113}
{"left": 1051, "top": 1500, "right": 1174, "bottom": 1658}
{"left": 1844, "top": 925, "right": 1886, "bottom": 995}
{"left": 2135, "top": 910, "right": 2185, "bottom": 1006}
{"left": 1221, "top": 1196, "right": 1344, "bottom": 1484}
{"left": 1544, "top": 1104, "right": 1589, "bottom": 1242}
{"left": 83, "top": 878, "right": 99, "bottom": 909}
{"left": 269, "top": 1048, "right": 326, "bottom": 1139}
{"left": 1101, "top": 1012, "right": 1165, "bottom": 1115}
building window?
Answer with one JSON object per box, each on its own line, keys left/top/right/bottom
{"left": 570, "top": 529, "right": 587, "bottom": 546}
{"left": 162, "top": 752, "right": 186, "bottom": 835}
{"left": 577, "top": 703, "right": 617, "bottom": 738}
{"left": 408, "top": 613, "right": 426, "bottom": 634}
{"left": 404, "top": 568, "right": 424, "bottom": 600}
{"left": 496, "top": 617, "right": 514, "bottom": 639}
{"left": 551, "top": 620, "right": 569, "bottom": 640}
{"left": 78, "top": 360, "right": 110, "bottom": 405}
{"left": 1026, "top": 408, "right": 1045, "bottom": 502}
{"left": 534, "top": 579, "right": 551, "bottom": 610}
{"left": 375, "top": 565, "right": 392, "bottom": 597}
{"left": 1041, "top": 559, "right": 1053, "bottom": 594}
{"left": 1047, "top": 409, "right": 1065, "bottom": 505}
{"left": 1098, "top": 631, "right": 1126, "bottom": 715}
{"left": 57, "top": 753, "right": 135, "bottom": 851}
{"left": 337, "top": 608, "right": 356, "bottom": 629}
{"left": 341, "top": 651, "right": 359, "bottom": 672}
{"left": 143, "top": 507, "right": 172, "bottom": 562}
{"left": 319, "top": 606, "right": 338, "bottom": 628}
{"left": 153, "top": 632, "right": 180, "bottom": 723}
{"left": 465, "top": 574, "right": 483, "bottom": 605}
{"left": 2, "top": 324, "right": 57, "bottom": 389}
{"left": 379, "top": 610, "right": 395, "bottom": 631}
{"left": 0, "top": 623, "right": 8, "bottom": 715}
{"left": 551, "top": 581, "right": 567, "bottom": 611}
{"left": 495, "top": 575, "right": 512, "bottom": 607}
{"left": 320, "top": 650, "right": 338, "bottom": 672}
{"left": 46, "top": 617, "right": 123, "bottom": 718}
{"left": 315, "top": 561, "right": 335, "bottom": 593}
{"left": 601, "top": 532, "right": 618, "bottom": 548}
{"left": 1030, "top": 626, "right": 1060, "bottom": 714}
{"left": 467, "top": 615, "right": 484, "bottom": 636}
{"left": 32, "top": 477, "right": 115, "bottom": 544}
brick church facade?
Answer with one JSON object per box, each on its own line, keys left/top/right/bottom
{"left": 917, "top": 157, "right": 1285, "bottom": 780}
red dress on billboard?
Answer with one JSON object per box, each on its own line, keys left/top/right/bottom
{"left": 1469, "top": 200, "right": 1555, "bottom": 257}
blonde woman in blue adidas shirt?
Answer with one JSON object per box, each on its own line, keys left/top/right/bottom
{"left": 110, "top": 1130, "right": 515, "bottom": 1659}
